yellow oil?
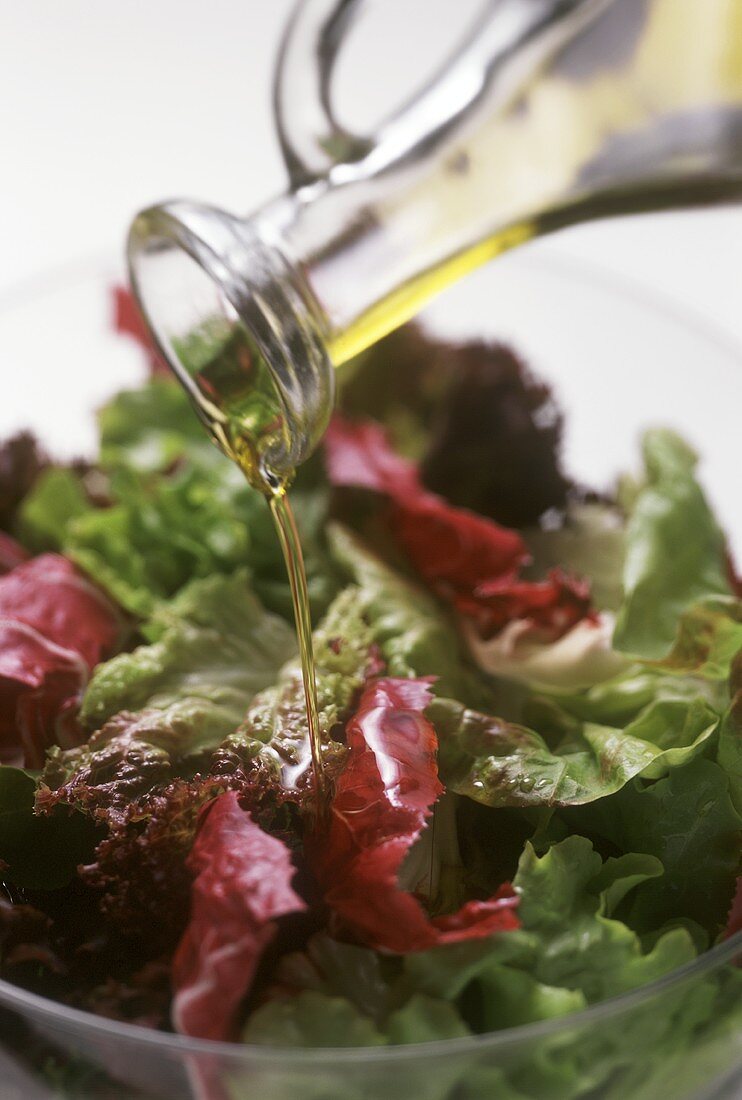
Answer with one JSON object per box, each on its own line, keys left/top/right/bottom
{"left": 173, "top": 318, "right": 327, "bottom": 804}
{"left": 268, "top": 487, "right": 326, "bottom": 805}
{"left": 317, "top": 0, "right": 742, "bottom": 370}
{"left": 326, "top": 222, "right": 535, "bottom": 367}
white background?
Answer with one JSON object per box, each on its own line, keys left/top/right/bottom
{"left": 0, "top": 1, "right": 741, "bottom": 364}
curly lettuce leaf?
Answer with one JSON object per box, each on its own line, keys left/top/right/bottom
{"left": 65, "top": 468, "right": 255, "bottom": 619}
{"left": 15, "top": 467, "right": 90, "bottom": 553}
{"left": 613, "top": 430, "right": 732, "bottom": 659}
{"left": 513, "top": 837, "right": 697, "bottom": 1002}
{"left": 217, "top": 586, "right": 376, "bottom": 795}
{"left": 97, "top": 377, "right": 213, "bottom": 475}
{"left": 17, "top": 381, "right": 340, "bottom": 621}
{"left": 39, "top": 572, "right": 296, "bottom": 815}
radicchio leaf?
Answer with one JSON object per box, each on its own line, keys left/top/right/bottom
{"left": 309, "top": 678, "right": 519, "bottom": 953}
{"left": 172, "top": 791, "right": 307, "bottom": 1041}
{"left": 0, "top": 555, "right": 124, "bottom": 767}
{"left": 324, "top": 416, "right": 591, "bottom": 642}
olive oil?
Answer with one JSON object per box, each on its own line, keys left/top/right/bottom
{"left": 268, "top": 488, "right": 326, "bottom": 804}
{"left": 170, "top": 318, "right": 327, "bottom": 804}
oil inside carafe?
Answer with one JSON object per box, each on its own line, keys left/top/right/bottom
{"left": 173, "top": 317, "right": 327, "bottom": 807}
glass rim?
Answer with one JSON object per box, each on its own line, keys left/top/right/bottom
{"left": 0, "top": 932, "right": 738, "bottom": 1065}
{"left": 0, "top": 248, "right": 739, "bottom": 1066}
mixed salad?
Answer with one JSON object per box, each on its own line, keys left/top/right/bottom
{"left": 0, "top": 292, "right": 740, "bottom": 1096}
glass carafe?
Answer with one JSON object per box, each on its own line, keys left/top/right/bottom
{"left": 127, "top": 0, "right": 742, "bottom": 487}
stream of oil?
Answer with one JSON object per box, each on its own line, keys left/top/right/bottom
{"left": 169, "top": 327, "right": 328, "bottom": 807}
{"left": 268, "top": 488, "right": 326, "bottom": 804}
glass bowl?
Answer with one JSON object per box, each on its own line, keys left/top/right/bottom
{"left": 0, "top": 247, "right": 739, "bottom": 1100}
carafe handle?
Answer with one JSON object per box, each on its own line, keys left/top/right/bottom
{"left": 273, "top": 0, "right": 606, "bottom": 184}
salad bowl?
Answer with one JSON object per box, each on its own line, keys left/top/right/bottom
{"left": 0, "top": 247, "right": 739, "bottom": 1100}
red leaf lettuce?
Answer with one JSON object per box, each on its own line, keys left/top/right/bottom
{"left": 324, "top": 416, "right": 591, "bottom": 641}
{"left": 172, "top": 790, "right": 306, "bottom": 1041}
{"left": 309, "top": 678, "right": 519, "bottom": 952}
{"left": 0, "top": 554, "right": 124, "bottom": 767}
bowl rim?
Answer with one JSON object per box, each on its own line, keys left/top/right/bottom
{"left": 0, "top": 250, "right": 739, "bottom": 1064}
{"left": 0, "top": 933, "right": 739, "bottom": 1063}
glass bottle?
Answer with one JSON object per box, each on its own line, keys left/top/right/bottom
{"left": 127, "top": 0, "right": 742, "bottom": 488}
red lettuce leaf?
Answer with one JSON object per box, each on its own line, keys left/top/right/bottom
{"left": 309, "top": 677, "right": 519, "bottom": 952}
{"left": 0, "top": 623, "right": 86, "bottom": 766}
{"left": 461, "top": 569, "right": 593, "bottom": 641}
{"left": 112, "top": 286, "right": 169, "bottom": 376}
{"left": 0, "top": 554, "right": 123, "bottom": 666}
{"left": 0, "top": 555, "right": 124, "bottom": 768}
{"left": 324, "top": 415, "right": 592, "bottom": 641}
{"left": 172, "top": 790, "right": 307, "bottom": 1041}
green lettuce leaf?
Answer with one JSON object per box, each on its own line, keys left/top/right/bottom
{"left": 564, "top": 758, "right": 742, "bottom": 933}
{"left": 385, "top": 995, "right": 470, "bottom": 1043}
{"left": 431, "top": 691, "right": 717, "bottom": 810}
{"left": 17, "top": 380, "right": 340, "bottom": 621}
{"left": 97, "top": 377, "right": 214, "bottom": 475}
{"left": 523, "top": 502, "right": 626, "bottom": 613}
{"left": 217, "top": 586, "right": 377, "bottom": 791}
{"left": 475, "top": 966, "right": 588, "bottom": 1031}
{"left": 654, "top": 596, "right": 742, "bottom": 682}
{"left": 718, "top": 674, "right": 742, "bottom": 815}
{"left": 328, "top": 524, "right": 495, "bottom": 708}
{"left": 39, "top": 572, "right": 296, "bottom": 812}
{"left": 71, "top": 470, "right": 252, "bottom": 618}
{"left": 15, "top": 467, "right": 91, "bottom": 552}
{"left": 613, "top": 430, "right": 731, "bottom": 659}
{"left": 535, "top": 663, "right": 724, "bottom": 727}
{"left": 243, "top": 990, "right": 386, "bottom": 1047}
{"left": 97, "top": 379, "right": 342, "bottom": 620}
{"left": 513, "top": 837, "right": 697, "bottom": 1001}
{"left": 81, "top": 571, "right": 295, "bottom": 731}
{"left": 245, "top": 987, "right": 468, "bottom": 1049}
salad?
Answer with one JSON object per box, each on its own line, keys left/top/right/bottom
{"left": 0, "top": 291, "right": 740, "bottom": 1098}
